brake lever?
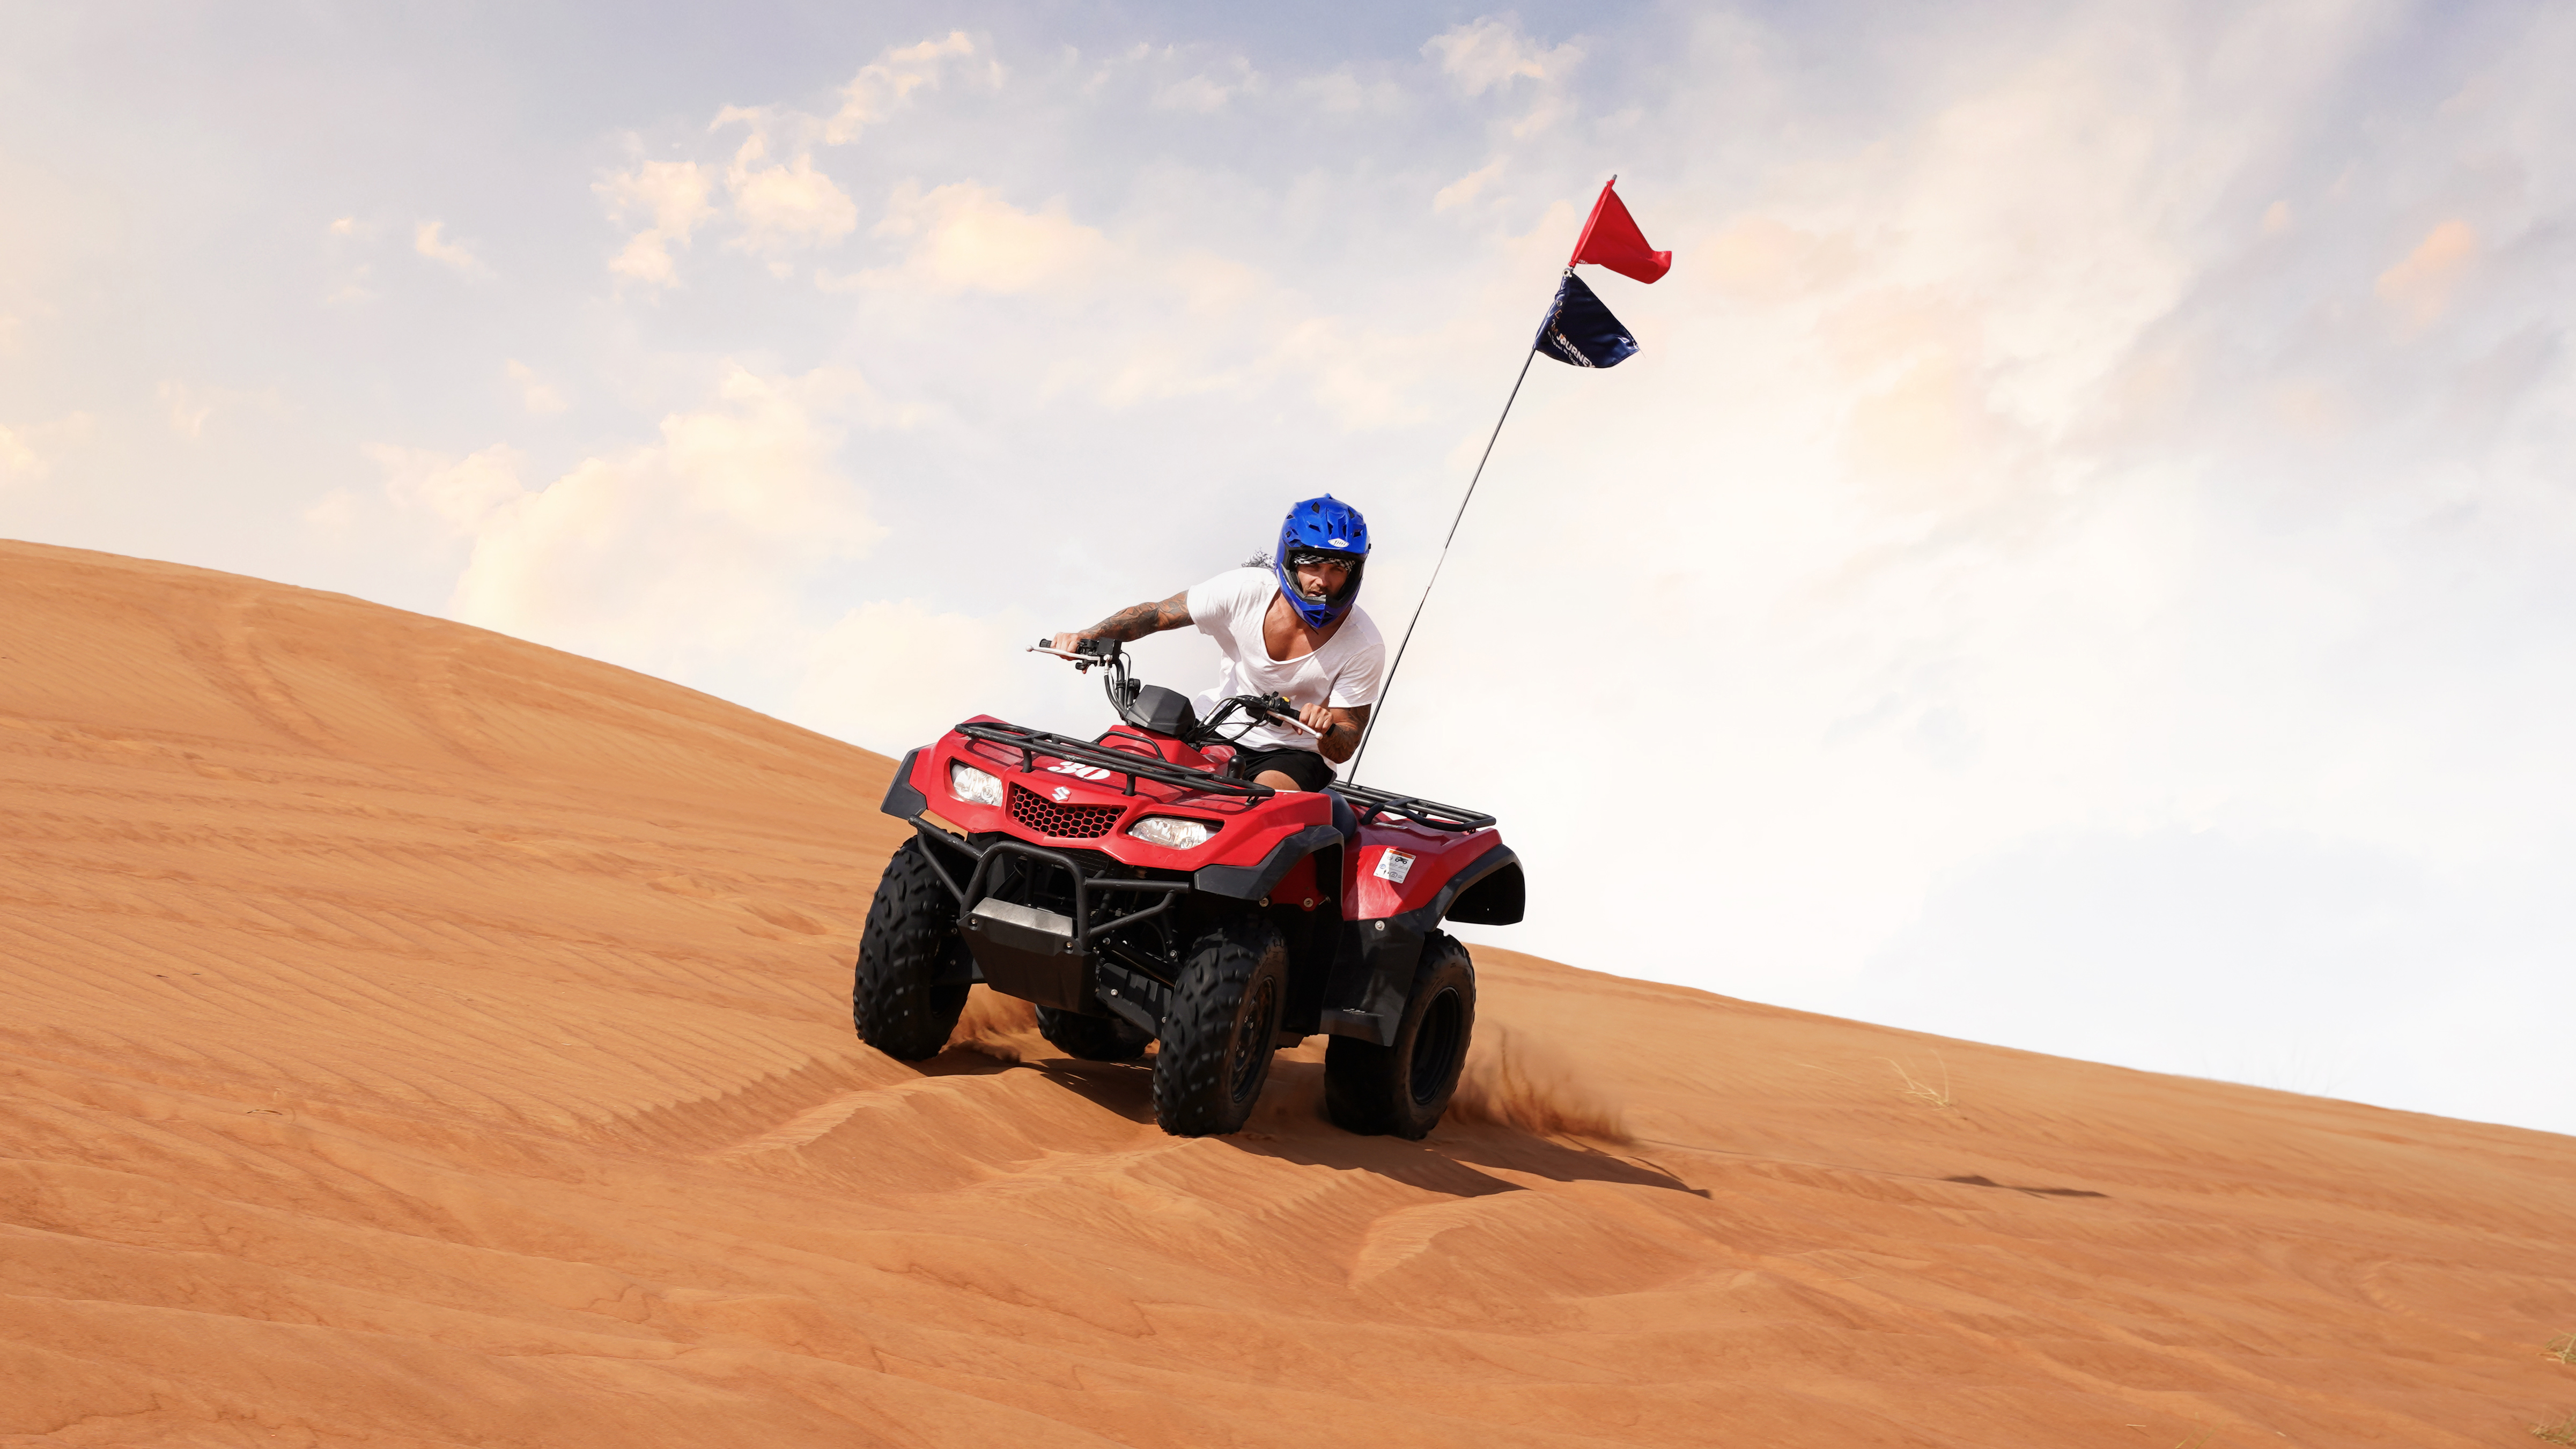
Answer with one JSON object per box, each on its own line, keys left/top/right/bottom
{"left": 1254, "top": 695, "right": 1324, "bottom": 736}
{"left": 1029, "top": 640, "right": 1110, "bottom": 672}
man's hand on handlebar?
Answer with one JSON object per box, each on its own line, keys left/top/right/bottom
{"left": 1240, "top": 694, "right": 1325, "bottom": 738}
{"left": 1255, "top": 696, "right": 1367, "bottom": 760}
{"left": 1037, "top": 634, "right": 1117, "bottom": 670}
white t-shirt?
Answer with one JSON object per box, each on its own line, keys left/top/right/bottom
{"left": 1185, "top": 567, "right": 1385, "bottom": 753}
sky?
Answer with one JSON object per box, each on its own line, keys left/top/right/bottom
{"left": 5, "top": 1, "right": 2573, "bottom": 1135}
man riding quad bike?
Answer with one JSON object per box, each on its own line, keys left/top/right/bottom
{"left": 851, "top": 498, "right": 1526, "bottom": 1138}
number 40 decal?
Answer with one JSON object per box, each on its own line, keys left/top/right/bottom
{"left": 1045, "top": 761, "right": 1113, "bottom": 781}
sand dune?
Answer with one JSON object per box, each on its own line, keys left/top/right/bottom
{"left": 4, "top": 538, "right": 2573, "bottom": 1447}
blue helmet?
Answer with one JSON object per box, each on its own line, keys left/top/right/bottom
{"left": 1273, "top": 495, "right": 1371, "bottom": 629}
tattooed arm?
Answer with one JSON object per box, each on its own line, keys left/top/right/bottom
{"left": 1050, "top": 592, "right": 1191, "bottom": 654}
{"left": 1298, "top": 703, "right": 1369, "bottom": 764}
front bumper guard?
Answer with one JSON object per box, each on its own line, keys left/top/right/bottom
{"left": 912, "top": 822, "right": 1187, "bottom": 1015}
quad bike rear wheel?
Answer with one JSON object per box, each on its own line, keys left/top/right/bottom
{"left": 1324, "top": 930, "right": 1475, "bottom": 1140}
{"left": 1035, "top": 1006, "right": 1150, "bottom": 1062}
{"left": 1153, "top": 915, "right": 1288, "bottom": 1135}
{"left": 852, "top": 838, "right": 972, "bottom": 1060}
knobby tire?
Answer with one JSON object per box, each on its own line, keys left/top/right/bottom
{"left": 852, "top": 837, "right": 971, "bottom": 1060}
{"left": 1153, "top": 916, "right": 1288, "bottom": 1136}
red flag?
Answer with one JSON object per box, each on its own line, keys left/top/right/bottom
{"left": 1567, "top": 179, "right": 1671, "bottom": 284}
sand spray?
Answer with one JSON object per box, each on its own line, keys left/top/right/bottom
{"left": 1449, "top": 1023, "right": 1630, "bottom": 1141}
{"left": 944, "top": 986, "right": 1042, "bottom": 1062}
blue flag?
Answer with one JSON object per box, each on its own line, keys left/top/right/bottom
{"left": 1533, "top": 271, "right": 1637, "bottom": 368}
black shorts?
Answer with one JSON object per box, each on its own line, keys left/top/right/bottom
{"left": 1234, "top": 746, "right": 1337, "bottom": 792}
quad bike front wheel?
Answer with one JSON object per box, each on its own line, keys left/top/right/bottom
{"left": 1324, "top": 930, "right": 1475, "bottom": 1140}
{"left": 1153, "top": 915, "right": 1288, "bottom": 1136}
{"left": 1035, "top": 1006, "right": 1150, "bottom": 1062}
{"left": 852, "top": 837, "right": 972, "bottom": 1060}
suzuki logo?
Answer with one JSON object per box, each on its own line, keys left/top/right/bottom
{"left": 1052, "top": 786, "right": 1071, "bottom": 802}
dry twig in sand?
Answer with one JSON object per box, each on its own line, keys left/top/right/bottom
{"left": 2534, "top": 1409, "right": 2576, "bottom": 1445}
{"left": 1885, "top": 1052, "right": 1955, "bottom": 1110}
{"left": 2545, "top": 1331, "right": 2576, "bottom": 1365}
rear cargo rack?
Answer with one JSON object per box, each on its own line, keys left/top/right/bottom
{"left": 1328, "top": 781, "right": 1495, "bottom": 833}
{"left": 956, "top": 721, "right": 1274, "bottom": 800}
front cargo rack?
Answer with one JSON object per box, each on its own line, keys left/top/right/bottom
{"left": 955, "top": 721, "right": 1274, "bottom": 800}
{"left": 1328, "top": 781, "right": 1495, "bottom": 833}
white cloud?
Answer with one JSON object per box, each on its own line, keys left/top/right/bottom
{"left": 505, "top": 359, "right": 568, "bottom": 414}
{"left": 419, "top": 366, "right": 891, "bottom": 681}
{"left": 1434, "top": 160, "right": 1503, "bottom": 212}
{"left": 0, "top": 411, "right": 97, "bottom": 483}
{"left": 1293, "top": 66, "right": 1405, "bottom": 117}
{"left": 596, "top": 159, "right": 716, "bottom": 287}
{"left": 413, "top": 220, "right": 482, "bottom": 272}
{"left": 615, "top": 32, "right": 1000, "bottom": 280}
{"left": 854, "top": 181, "right": 1115, "bottom": 295}
{"left": 0, "top": 424, "right": 39, "bottom": 480}
{"left": 302, "top": 487, "right": 358, "bottom": 535}
{"left": 825, "top": 32, "right": 991, "bottom": 144}
{"left": 1421, "top": 16, "right": 1582, "bottom": 137}
{"left": 819, "top": 180, "right": 1439, "bottom": 423}
{"left": 158, "top": 381, "right": 215, "bottom": 439}
{"left": 322, "top": 216, "right": 379, "bottom": 300}
{"left": 1154, "top": 56, "right": 1259, "bottom": 113}
{"left": 154, "top": 381, "right": 281, "bottom": 441}
{"left": 327, "top": 265, "right": 377, "bottom": 306}
{"left": 2374, "top": 219, "right": 2478, "bottom": 329}
{"left": 818, "top": 178, "right": 1446, "bottom": 425}
{"left": 720, "top": 131, "right": 858, "bottom": 265}
{"left": 1424, "top": 16, "right": 1579, "bottom": 95}
{"left": 372, "top": 441, "right": 528, "bottom": 534}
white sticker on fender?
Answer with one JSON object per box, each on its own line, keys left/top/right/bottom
{"left": 1374, "top": 849, "right": 1414, "bottom": 884}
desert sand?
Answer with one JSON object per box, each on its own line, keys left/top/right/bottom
{"left": 3, "top": 537, "right": 2573, "bottom": 1447}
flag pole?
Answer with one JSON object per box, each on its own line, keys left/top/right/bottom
{"left": 1345, "top": 310, "right": 1551, "bottom": 784}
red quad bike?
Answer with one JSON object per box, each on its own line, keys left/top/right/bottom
{"left": 853, "top": 638, "right": 1525, "bottom": 1138}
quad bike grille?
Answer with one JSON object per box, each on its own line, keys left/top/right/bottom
{"left": 1007, "top": 783, "right": 1123, "bottom": 840}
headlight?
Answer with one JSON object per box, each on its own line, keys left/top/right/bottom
{"left": 1127, "top": 816, "right": 1217, "bottom": 850}
{"left": 949, "top": 762, "right": 1003, "bottom": 807}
